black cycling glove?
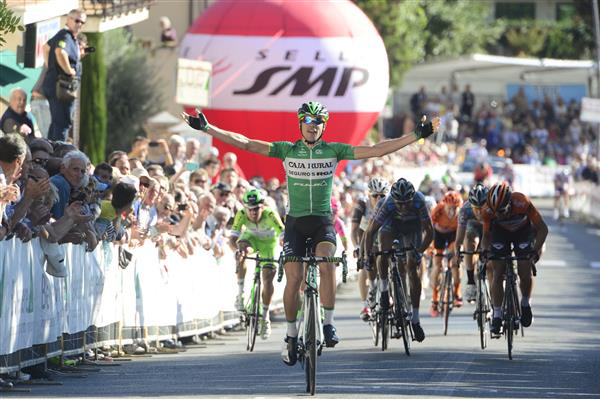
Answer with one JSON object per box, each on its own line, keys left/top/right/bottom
{"left": 186, "top": 110, "right": 209, "bottom": 132}
{"left": 415, "top": 116, "right": 434, "bottom": 140}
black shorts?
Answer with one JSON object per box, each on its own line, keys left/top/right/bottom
{"left": 434, "top": 229, "right": 456, "bottom": 250}
{"left": 490, "top": 221, "right": 535, "bottom": 257}
{"left": 283, "top": 215, "right": 337, "bottom": 257}
{"left": 379, "top": 219, "right": 423, "bottom": 262}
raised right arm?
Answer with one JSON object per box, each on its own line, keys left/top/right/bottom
{"left": 206, "top": 125, "right": 272, "bottom": 156}
{"left": 182, "top": 110, "right": 272, "bottom": 156}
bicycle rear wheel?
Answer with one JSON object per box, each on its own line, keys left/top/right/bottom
{"left": 370, "top": 317, "right": 379, "bottom": 347}
{"left": 305, "top": 293, "right": 318, "bottom": 395}
{"left": 442, "top": 270, "right": 453, "bottom": 336}
{"left": 246, "top": 278, "right": 261, "bottom": 352}
{"left": 380, "top": 308, "right": 389, "bottom": 351}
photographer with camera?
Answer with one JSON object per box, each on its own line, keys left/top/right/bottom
{"left": 42, "top": 9, "right": 87, "bottom": 142}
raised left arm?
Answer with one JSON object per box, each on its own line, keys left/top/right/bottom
{"left": 353, "top": 117, "right": 440, "bottom": 160}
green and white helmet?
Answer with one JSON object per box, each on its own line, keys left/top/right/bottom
{"left": 243, "top": 188, "right": 264, "bottom": 208}
{"left": 297, "top": 101, "right": 329, "bottom": 122}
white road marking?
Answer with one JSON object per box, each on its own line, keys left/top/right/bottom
{"left": 590, "top": 262, "right": 600, "bottom": 269}
{"left": 539, "top": 260, "right": 567, "bottom": 267}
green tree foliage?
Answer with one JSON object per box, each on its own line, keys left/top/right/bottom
{"left": 354, "top": 0, "right": 501, "bottom": 86}
{"left": 353, "top": 0, "right": 426, "bottom": 87}
{"left": 104, "top": 29, "right": 163, "bottom": 157}
{"left": 500, "top": 17, "right": 595, "bottom": 60}
{"left": 0, "top": 0, "right": 24, "bottom": 47}
{"left": 80, "top": 33, "right": 107, "bottom": 165}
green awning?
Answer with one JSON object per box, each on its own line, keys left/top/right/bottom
{"left": 0, "top": 50, "right": 42, "bottom": 101}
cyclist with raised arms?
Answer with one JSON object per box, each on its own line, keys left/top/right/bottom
{"left": 182, "top": 103, "right": 439, "bottom": 365}
{"left": 361, "top": 178, "right": 434, "bottom": 342}
{"left": 229, "top": 188, "right": 284, "bottom": 340}
{"left": 481, "top": 182, "right": 548, "bottom": 336}
{"left": 453, "top": 184, "right": 488, "bottom": 303}
{"left": 351, "top": 177, "right": 389, "bottom": 320}
{"left": 428, "top": 190, "right": 463, "bottom": 316}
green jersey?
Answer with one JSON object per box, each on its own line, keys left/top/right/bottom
{"left": 268, "top": 140, "right": 355, "bottom": 217}
{"left": 231, "top": 207, "right": 284, "bottom": 242}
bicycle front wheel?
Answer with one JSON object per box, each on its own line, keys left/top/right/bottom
{"left": 504, "top": 280, "right": 515, "bottom": 360}
{"left": 476, "top": 277, "right": 488, "bottom": 350}
{"left": 392, "top": 272, "right": 411, "bottom": 356}
{"left": 442, "top": 271, "right": 453, "bottom": 336}
{"left": 305, "top": 293, "right": 318, "bottom": 395}
{"left": 247, "top": 278, "right": 261, "bottom": 352}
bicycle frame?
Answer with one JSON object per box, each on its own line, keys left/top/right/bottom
{"left": 489, "top": 254, "right": 531, "bottom": 360}
{"left": 239, "top": 254, "right": 277, "bottom": 352}
{"left": 277, "top": 251, "right": 347, "bottom": 395}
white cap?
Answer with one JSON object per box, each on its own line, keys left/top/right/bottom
{"left": 120, "top": 175, "right": 140, "bottom": 191}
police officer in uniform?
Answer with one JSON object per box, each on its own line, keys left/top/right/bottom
{"left": 43, "top": 9, "right": 86, "bottom": 142}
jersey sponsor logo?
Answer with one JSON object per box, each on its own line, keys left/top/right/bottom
{"left": 284, "top": 157, "right": 337, "bottom": 180}
{"left": 292, "top": 181, "right": 328, "bottom": 188}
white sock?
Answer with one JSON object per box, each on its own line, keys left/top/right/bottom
{"left": 379, "top": 278, "right": 389, "bottom": 292}
{"left": 493, "top": 306, "right": 502, "bottom": 318}
{"left": 521, "top": 296, "right": 530, "bottom": 307}
{"left": 412, "top": 307, "right": 420, "bottom": 323}
{"left": 286, "top": 320, "right": 298, "bottom": 337}
{"left": 237, "top": 279, "right": 244, "bottom": 296}
{"left": 323, "top": 308, "right": 334, "bottom": 325}
{"left": 262, "top": 304, "right": 270, "bottom": 320}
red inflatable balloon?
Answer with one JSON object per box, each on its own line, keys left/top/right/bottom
{"left": 180, "top": 0, "right": 389, "bottom": 181}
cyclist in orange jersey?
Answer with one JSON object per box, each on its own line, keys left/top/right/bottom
{"left": 481, "top": 182, "right": 548, "bottom": 336}
{"left": 429, "top": 191, "right": 463, "bottom": 316}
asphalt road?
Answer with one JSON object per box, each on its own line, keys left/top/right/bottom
{"left": 9, "top": 199, "right": 600, "bottom": 398}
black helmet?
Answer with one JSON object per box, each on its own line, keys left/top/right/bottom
{"left": 390, "top": 178, "right": 415, "bottom": 202}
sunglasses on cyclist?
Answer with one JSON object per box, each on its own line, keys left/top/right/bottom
{"left": 33, "top": 158, "right": 48, "bottom": 166}
{"left": 302, "top": 115, "right": 325, "bottom": 125}
{"left": 371, "top": 194, "right": 385, "bottom": 199}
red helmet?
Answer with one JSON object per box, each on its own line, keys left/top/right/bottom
{"left": 487, "top": 182, "right": 512, "bottom": 213}
{"left": 442, "top": 191, "right": 463, "bottom": 207}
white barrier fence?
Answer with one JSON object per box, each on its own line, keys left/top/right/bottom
{"left": 0, "top": 239, "right": 274, "bottom": 373}
{"left": 392, "top": 163, "right": 565, "bottom": 198}
{"left": 570, "top": 181, "right": 600, "bottom": 224}
{"left": 0, "top": 236, "right": 353, "bottom": 374}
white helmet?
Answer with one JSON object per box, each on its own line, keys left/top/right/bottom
{"left": 367, "top": 177, "right": 389, "bottom": 195}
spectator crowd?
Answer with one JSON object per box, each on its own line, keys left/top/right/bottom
{"left": 408, "top": 84, "right": 599, "bottom": 185}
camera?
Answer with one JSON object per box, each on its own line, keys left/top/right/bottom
{"left": 148, "top": 141, "right": 160, "bottom": 147}
{"left": 177, "top": 203, "right": 188, "bottom": 212}
{"left": 84, "top": 46, "right": 96, "bottom": 54}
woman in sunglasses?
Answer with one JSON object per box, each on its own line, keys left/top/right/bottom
{"left": 183, "top": 101, "right": 440, "bottom": 364}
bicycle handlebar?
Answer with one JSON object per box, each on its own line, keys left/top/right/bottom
{"left": 485, "top": 254, "right": 538, "bottom": 276}
{"left": 240, "top": 255, "right": 278, "bottom": 263}
{"left": 276, "top": 253, "right": 348, "bottom": 283}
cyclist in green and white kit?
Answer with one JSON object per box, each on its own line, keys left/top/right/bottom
{"left": 182, "top": 102, "right": 440, "bottom": 366}
{"left": 230, "top": 188, "right": 284, "bottom": 340}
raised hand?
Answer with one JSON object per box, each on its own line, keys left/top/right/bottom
{"left": 181, "top": 108, "right": 209, "bottom": 132}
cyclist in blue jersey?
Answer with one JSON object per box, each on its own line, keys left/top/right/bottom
{"left": 361, "top": 178, "right": 433, "bottom": 342}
